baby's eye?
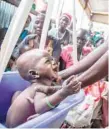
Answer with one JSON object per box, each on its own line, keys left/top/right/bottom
{"left": 45, "top": 59, "right": 51, "bottom": 64}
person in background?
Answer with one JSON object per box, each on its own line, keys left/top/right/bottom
{"left": 48, "top": 13, "right": 72, "bottom": 46}
{"left": 12, "top": 12, "right": 45, "bottom": 60}
{"left": 60, "top": 28, "right": 88, "bottom": 70}
{"left": 47, "top": 13, "right": 72, "bottom": 62}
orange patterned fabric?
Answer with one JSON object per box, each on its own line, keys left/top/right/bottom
{"left": 84, "top": 81, "right": 107, "bottom": 101}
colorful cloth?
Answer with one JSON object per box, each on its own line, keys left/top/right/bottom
{"left": 82, "top": 46, "right": 93, "bottom": 56}
{"left": 61, "top": 45, "right": 73, "bottom": 68}
{"left": 19, "top": 30, "right": 29, "bottom": 43}
{"left": 91, "top": 32, "right": 102, "bottom": 46}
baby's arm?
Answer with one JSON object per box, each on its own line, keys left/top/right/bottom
{"left": 34, "top": 77, "right": 81, "bottom": 115}
{"left": 11, "top": 91, "right": 21, "bottom": 103}
{"left": 28, "top": 89, "right": 66, "bottom": 120}
{"left": 27, "top": 92, "right": 47, "bottom": 121}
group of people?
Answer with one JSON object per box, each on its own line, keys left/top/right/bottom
{"left": 0, "top": 9, "right": 105, "bottom": 72}
{"left": 0, "top": 2, "right": 108, "bottom": 128}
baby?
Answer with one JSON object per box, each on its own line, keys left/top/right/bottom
{"left": 6, "top": 49, "right": 81, "bottom": 128}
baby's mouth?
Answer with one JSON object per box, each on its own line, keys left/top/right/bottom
{"left": 51, "top": 72, "right": 58, "bottom": 80}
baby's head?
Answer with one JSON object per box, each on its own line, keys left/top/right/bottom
{"left": 16, "top": 49, "right": 58, "bottom": 82}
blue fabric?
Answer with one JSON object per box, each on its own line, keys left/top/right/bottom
{"left": 19, "top": 30, "right": 29, "bottom": 42}
{"left": 0, "top": 72, "right": 29, "bottom": 122}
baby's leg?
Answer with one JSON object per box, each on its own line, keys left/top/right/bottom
{"left": 11, "top": 91, "right": 21, "bottom": 103}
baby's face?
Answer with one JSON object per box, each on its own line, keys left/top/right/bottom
{"left": 35, "top": 55, "right": 58, "bottom": 81}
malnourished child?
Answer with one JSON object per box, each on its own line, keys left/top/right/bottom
{"left": 6, "top": 49, "right": 81, "bottom": 128}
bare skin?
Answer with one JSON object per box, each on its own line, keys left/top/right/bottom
{"left": 6, "top": 49, "right": 81, "bottom": 128}
{"left": 59, "top": 41, "right": 108, "bottom": 79}
{"left": 77, "top": 50, "right": 108, "bottom": 88}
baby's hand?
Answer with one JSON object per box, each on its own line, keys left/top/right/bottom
{"left": 61, "top": 75, "right": 81, "bottom": 96}
{"left": 27, "top": 114, "right": 40, "bottom": 121}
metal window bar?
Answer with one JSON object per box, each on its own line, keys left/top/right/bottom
{"left": 0, "top": 0, "right": 34, "bottom": 82}
{"left": 72, "top": 0, "right": 78, "bottom": 63}
{"left": 39, "top": 0, "right": 55, "bottom": 50}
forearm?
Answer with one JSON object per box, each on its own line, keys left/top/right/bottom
{"left": 77, "top": 51, "right": 108, "bottom": 88}
{"left": 59, "top": 42, "right": 108, "bottom": 79}
{"left": 34, "top": 89, "right": 67, "bottom": 114}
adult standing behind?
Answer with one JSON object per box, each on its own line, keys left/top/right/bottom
{"left": 12, "top": 12, "right": 45, "bottom": 59}
{"left": 47, "top": 13, "right": 72, "bottom": 61}
{"left": 48, "top": 13, "right": 72, "bottom": 46}
{"left": 60, "top": 28, "right": 88, "bottom": 70}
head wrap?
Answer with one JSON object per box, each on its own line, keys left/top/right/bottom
{"left": 61, "top": 13, "right": 72, "bottom": 22}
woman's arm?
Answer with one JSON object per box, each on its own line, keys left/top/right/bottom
{"left": 59, "top": 41, "right": 108, "bottom": 79}
{"left": 77, "top": 51, "right": 108, "bottom": 88}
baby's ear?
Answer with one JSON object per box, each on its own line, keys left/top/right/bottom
{"left": 28, "top": 70, "right": 40, "bottom": 79}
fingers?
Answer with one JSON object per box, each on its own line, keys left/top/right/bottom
{"left": 64, "top": 76, "right": 79, "bottom": 88}
{"left": 56, "top": 76, "right": 62, "bottom": 84}
{"left": 27, "top": 114, "right": 40, "bottom": 121}
{"left": 72, "top": 82, "right": 82, "bottom": 94}
{"left": 65, "top": 75, "right": 75, "bottom": 84}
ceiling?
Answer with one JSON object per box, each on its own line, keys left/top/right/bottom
{"left": 78, "top": 0, "right": 109, "bottom": 24}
